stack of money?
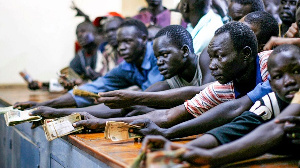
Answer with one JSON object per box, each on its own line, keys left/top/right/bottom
{"left": 42, "top": 113, "right": 84, "bottom": 141}
{"left": 104, "top": 121, "right": 142, "bottom": 141}
{"left": 4, "top": 108, "right": 41, "bottom": 126}
{"left": 0, "top": 106, "right": 14, "bottom": 114}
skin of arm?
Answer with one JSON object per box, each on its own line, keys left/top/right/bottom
{"left": 30, "top": 103, "right": 127, "bottom": 119}
{"left": 14, "top": 93, "right": 77, "bottom": 110}
{"left": 133, "top": 95, "right": 253, "bottom": 139}
{"left": 74, "top": 104, "right": 194, "bottom": 130}
{"left": 263, "top": 37, "right": 300, "bottom": 50}
{"left": 98, "top": 85, "right": 207, "bottom": 109}
{"left": 182, "top": 103, "right": 300, "bottom": 166}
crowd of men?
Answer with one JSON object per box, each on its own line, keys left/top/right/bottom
{"left": 14, "top": 0, "right": 300, "bottom": 167}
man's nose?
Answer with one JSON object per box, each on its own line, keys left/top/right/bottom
{"left": 284, "top": 74, "right": 296, "bottom": 87}
{"left": 209, "top": 58, "right": 218, "bottom": 70}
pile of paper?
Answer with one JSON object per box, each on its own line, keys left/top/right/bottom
{"left": 3, "top": 107, "right": 41, "bottom": 126}
{"left": 0, "top": 106, "right": 14, "bottom": 114}
{"left": 43, "top": 113, "right": 84, "bottom": 141}
{"left": 104, "top": 121, "right": 142, "bottom": 141}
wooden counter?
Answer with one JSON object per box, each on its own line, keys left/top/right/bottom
{"left": 0, "top": 85, "right": 299, "bottom": 168}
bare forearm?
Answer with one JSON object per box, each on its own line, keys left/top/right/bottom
{"left": 208, "top": 103, "right": 300, "bottom": 166}
{"left": 138, "top": 86, "right": 203, "bottom": 108}
{"left": 164, "top": 96, "right": 253, "bottom": 139}
{"left": 37, "top": 93, "right": 77, "bottom": 108}
{"left": 55, "top": 103, "right": 125, "bottom": 118}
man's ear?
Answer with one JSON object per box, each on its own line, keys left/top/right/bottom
{"left": 181, "top": 45, "right": 190, "bottom": 58}
{"left": 242, "top": 46, "right": 252, "bottom": 61}
{"left": 182, "top": 2, "right": 189, "bottom": 13}
{"left": 141, "top": 34, "right": 148, "bottom": 45}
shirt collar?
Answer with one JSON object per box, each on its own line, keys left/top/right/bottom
{"left": 121, "top": 42, "right": 153, "bottom": 71}
{"left": 187, "top": 10, "right": 215, "bottom": 38}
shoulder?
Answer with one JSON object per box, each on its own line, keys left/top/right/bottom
{"left": 249, "top": 92, "right": 280, "bottom": 120}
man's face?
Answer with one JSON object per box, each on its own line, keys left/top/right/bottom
{"left": 279, "top": 0, "right": 298, "bottom": 24}
{"left": 104, "top": 20, "right": 122, "bottom": 48}
{"left": 269, "top": 49, "right": 300, "bottom": 103}
{"left": 208, "top": 33, "right": 246, "bottom": 84}
{"left": 178, "top": 0, "right": 189, "bottom": 23}
{"left": 117, "top": 26, "right": 146, "bottom": 63}
{"left": 228, "top": 2, "right": 252, "bottom": 21}
{"left": 76, "top": 25, "right": 94, "bottom": 47}
{"left": 153, "top": 35, "right": 186, "bottom": 79}
{"left": 240, "top": 17, "right": 262, "bottom": 51}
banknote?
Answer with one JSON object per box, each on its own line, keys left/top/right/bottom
{"left": 0, "top": 106, "right": 14, "bottom": 114}
{"left": 42, "top": 113, "right": 84, "bottom": 141}
{"left": 104, "top": 121, "right": 142, "bottom": 141}
{"left": 4, "top": 108, "right": 41, "bottom": 126}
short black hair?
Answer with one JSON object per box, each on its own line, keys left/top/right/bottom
{"left": 244, "top": 11, "right": 279, "bottom": 45}
{"left": 76, "top": 21, "right": 96, "bottom": 33}
{"left": 231, "top": 0, "right": 265, "bottom": 12}
{"left": 154, "top": 25, "right": 195, "bottom": 53}
{"left": 119, "top": 19, "right": 148, "bottom": 37}
{"left": 215, "top": 22, "right": 258, "bottom": 57}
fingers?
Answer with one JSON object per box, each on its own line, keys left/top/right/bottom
{"left": 263, "top": 36, "right": 278, "bottom": 51}
{"left": 98, "top": 91, "right": 119, "bottom": 97}
{"left": 130, "top": 119, "right": 150, "bottom": 126}
{"left": 73, "top": 120, "right": 87, "bottom": 128}
{"left": 276, "top": 116, "right": 300, "bottom": 124}
{"left": 31, "top": 121, "right": 42, "bottom": 129}
{"left": 141, "top": 135, "right": 169, "bottom": 152}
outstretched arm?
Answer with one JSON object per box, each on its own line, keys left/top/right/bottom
{"left": 183, "top": 103, "right": 300, "bottom": 166}
{"left": 133, "top": 95, "right": 253, "bottom": 139}
{"left": 97, "top": 85, "right": 206, "bottom": 109}
{"left": 14, "top": 93, "right": 77, "bottom": 110}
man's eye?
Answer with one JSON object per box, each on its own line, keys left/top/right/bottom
{"left": 291, "top": 1, "right": 297, "bottom": 5}
{"left": 293, "top": 70, "right": 299, "bottom": 74}
{"left": 273, "top": 75, "right": 281, "bottom": 80}
{"left": 163, "top": 53, "right": 168, "bottom": 57}
{"left": 281, "top": 0, "right": 287, "bottom": 5}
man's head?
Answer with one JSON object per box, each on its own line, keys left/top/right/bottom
{"left": 147, "top": 25, "right": 162, "bottom": 42}
{"left": 268, "top": 44, "right": 300, "bottom": 103}
{"left": 153, "top": 25, "right": 194, "bottom": 79}
{"left": 208, "top": 22, "right": 258, "bottom": 84}
{"left": 117, "top": 19, "right": 148, "bottom": 63}
{"left": 279, "top": 0, "right": 298, "bottom": 25}
{"left": 228, "top": 0, "right": 265, "bottom": 21}
{"left": 104, "top": 17, "right": 124, "bottom": 48}
{"left": 76, "top": 22, "right": 96, "bottom": 47}
{"left": 178, "top": 0, "right": 211, "bottom": 23}
{"left": 146, "top": 0, "right": 162, "bottom": 7}
{"left": 240, "top": 11, "right": 279, "bottom": 52}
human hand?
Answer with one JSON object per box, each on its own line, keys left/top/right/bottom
{"left": 14, "top": 101, "right": 38, "bottom": 110}
{"left": 29, "top": 106, "right": 64, "bottom": 118}
{"left": 124, "top": 106, "right": 156, "bottom": 117}
{"left": 130, "top": 119, "right": 167, "bottom": 137}
{"left": 141, "top": 135, "right": 171, "bottom": 153}
{"left": 73, "top": 112, "right": 105, "bottom": 132}
{"left": 97, "top": 90, "right": 139, "bottom": 108}
{"left": 264, "top": 36, "right": 293, "bottom": 50}
{"left": 182, "top": 147, "right": 212, "bottom": 166}
{"left": 85, "top": 66, "right": 102, "bottom": 81}
{"left": 284, "top": 23, "right": 299, "bottom": 38}
{"left": 275, "top": 116, "right": 300, "bottom": 144}
{"left": 28, "top": 81, "right": 42, "bottom": 90}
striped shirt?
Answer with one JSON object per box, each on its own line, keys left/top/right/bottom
{"left": 185, "top": 50, "right": 272, "bottom": 117}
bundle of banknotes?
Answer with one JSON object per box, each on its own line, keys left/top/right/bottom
{"left": 130, "top": 147, "right": 189, "bottom": 168}
{"left": 1, "top": 106, "right": 42, "bottom": 126}
{"left": 42, "top": 113, "right": 84, "bottom": 141}
{"left": 104, "top": 121, "right": 142, "bottom": 141}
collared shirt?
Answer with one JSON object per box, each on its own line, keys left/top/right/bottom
{"left": 133, "top": 9, "right": 187, "bottom": 28}
{"left": 69, "top": 42, "right": 164, "bottom": 107}
{"left": 187, "top": 10, "right": 223, "bottom": 54}
{"left": 184, "top": 50, "right": 272, "bottom": 117}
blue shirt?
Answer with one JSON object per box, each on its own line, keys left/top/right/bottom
{"left": 69, "top": 42, "right": 164, "bottom": 107}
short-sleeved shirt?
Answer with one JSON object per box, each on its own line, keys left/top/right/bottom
{"left": 166, "top": 55, "right": 202, "bottom": 88}
{"left": 187, "top": 10, "right": 223, "bottom": 54}
{"left": 207, "top": 92, "right": 289, "bottom": 145}
{"left": 184, "top": 50, "right": 272, "bottom": 117}
{"left": 69, "top": 42, "right": 164, "bottom": 107}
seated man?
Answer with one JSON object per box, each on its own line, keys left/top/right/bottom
{"left": 278, "top": 0, "right": 299, "bottom": 36}
{"left": 72, "top": 22, "right": 271, "bottom": 132}
{"left": 228, "top": 0, "right": 265, "bottom": 21}
{"left": 98, "top": 11, "right": 279, "bottom": 109}
{"left": 14, "top": 19, "right": 164, "bottom": 109}
{"left": 142, "top": 44, "right": 300, "bottom": 167}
